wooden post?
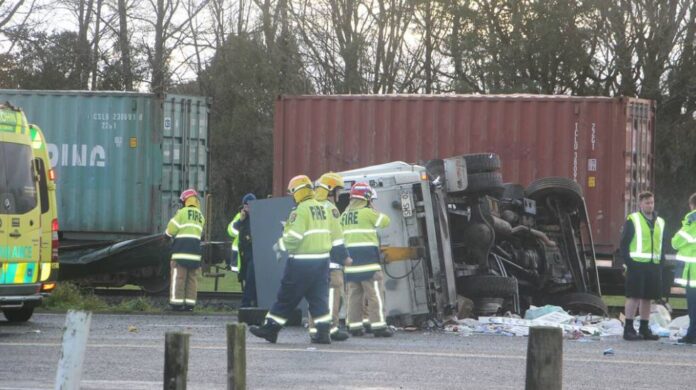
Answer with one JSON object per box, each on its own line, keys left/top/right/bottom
{"left": 164, "top": 332, "right": 190, "bottom": 390}
{"left": 526, "top": 326, "right": 563, "bottom": 390}
{"left": 227, "top": 323, "right": 246, "bottom": 390}
{"left": 55, "top": 310, "right": 92, "bottom": 390}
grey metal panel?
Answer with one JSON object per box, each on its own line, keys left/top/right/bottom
{"left": 248, "top": 196, "right": 299, "bottom": 311}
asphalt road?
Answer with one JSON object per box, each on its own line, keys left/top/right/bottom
{"left": 1, "top": 312, "right": 695, "bottom": 389}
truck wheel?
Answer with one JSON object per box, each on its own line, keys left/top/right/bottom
{"left": 525, "top": 177, "right": 583, "bottom": 210}
{"left": 457, "top": 275, "right": 518, "bottom": 298}
{"left": 463, "top": 153, "right": 501, "bottom": 173}
{"left": 3, "top": 307, "right": 34, "bottom": 323}
{"left": 550, "top": 292, "right": 607, "bottom": 315}
{"left": 140, "top": 276, "right": 170, "bottom": 294}
{"left": 474, "top": 297, "right": 504, "bottom": 316}
{"left": 465, "top": 172, "right": 504, "bottom": 193}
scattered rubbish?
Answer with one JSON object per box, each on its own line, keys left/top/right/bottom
{"left": 667, "top": 315, "right": 690, "bottom": 340}
{"left": 603, "top": 348, "right": 614, "bottom": 356}
{"left": 128, "top": 325, "right": 138, "bottom": 333}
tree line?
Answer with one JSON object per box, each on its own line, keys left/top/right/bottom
{"left": 0, "top": 0, "right": 694, "bottom": 237}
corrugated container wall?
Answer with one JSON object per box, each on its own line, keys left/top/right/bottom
{"left": 0, "top": 90, "right": 209, "bottom": 240}
{"left": 273, "top": 95, "right": 655, "bottom": 255}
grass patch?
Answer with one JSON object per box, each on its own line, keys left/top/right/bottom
{"left": 603, "top": 295, "right": 687, "bottom": 310}
{"left": 42, "top": 283, "right": 109, "bottom": 312}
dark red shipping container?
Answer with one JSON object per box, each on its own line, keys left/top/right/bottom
{"left": 273, "top": 94, "right": 655, "bottom": 255}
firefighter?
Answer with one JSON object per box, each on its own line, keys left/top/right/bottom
{"left": 342, "top": 182, "right": 392, "bottom": 337}
{"left": 249, "top": 175, "right": 342, "bottom": 344}
{"left": 165, "top": 189, "right": 205, "bottom": 311}
{"left": 307, "top": 172, "right": 352, "bottom": 342}
{"left": 227, "top": 193, "right": 257, "bottom": 307}
{"left": 620, "top": 191, "right": 665, "bottom": 340}
{"left": 671, "top": 192, "right": 696, "bottom": 344}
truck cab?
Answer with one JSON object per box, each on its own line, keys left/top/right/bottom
{"left": 339, "top": 154, "right": 605, "bottom": 324}
{"left": 0, "top": 105, "right": 57, "bottom": 322}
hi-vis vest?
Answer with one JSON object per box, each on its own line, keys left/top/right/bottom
{"left": 628, "top": 212, "right": 664, "bottom": 264}
{"left": 278, "top": 199, "right": 341, "bottom": 259}
{"left": 166, "top": 206, "right": 205, "bottom": 265}
{"left": 227, "top": 212, "right": 242, "bottom": 272}
{"left": 672, "top": 210, "right": 696, "bottom": 287}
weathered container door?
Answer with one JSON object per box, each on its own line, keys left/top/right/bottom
{"left": 623, "top": 100, "right": 654, "bottom": 217}
{"left": 160, "top": 95, "right": 209, "bottom": 230}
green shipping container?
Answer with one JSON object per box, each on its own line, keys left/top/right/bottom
{"left": 0, "top": 90, "right": 209, "bottom": 241}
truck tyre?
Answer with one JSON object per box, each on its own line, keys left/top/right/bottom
{"left": 525, "top": 177, "right": 583, "bottom": 210}
{"left": 465, "top": 172, "right": 504, "bottom": 193}
{"left": 140, "top": 276, "right": 170, "bottom": 294}
{"left": 3, "top": 307, "right": 34, "bottom": 323}
{"left": 457, "top": 275, "right": 518, "bottom": 298}
{"left": 550, "top": 292, "right": 608, "bottom": 315}
{"left": 463, "top": 153, "right": 501, "bottom": 173}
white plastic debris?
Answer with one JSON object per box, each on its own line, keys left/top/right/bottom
{"left": 524, "top": 305, "right": 564, "bottom": 320}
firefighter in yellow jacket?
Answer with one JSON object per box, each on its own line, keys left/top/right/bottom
{"left": 250, "top": 175, "right": 344, "bottom": 344}
{"left": 165, "top": 189, "right": 205, "bottom": 311}
{"left": 342, "top": 182, "right": 392, "bottom": 337}
{"left": 308, "top": 172, "right": 352, "bottom": 341}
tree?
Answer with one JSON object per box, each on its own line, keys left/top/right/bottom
{"left": 0, "top": 31, "right": 82, "bottom": 89}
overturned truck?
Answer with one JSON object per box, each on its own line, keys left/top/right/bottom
{"left": 335, "top": 154, "right": 606, "bottom": 324}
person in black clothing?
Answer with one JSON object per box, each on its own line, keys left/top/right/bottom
{"left": 619, "top": 191, "right": 667, "bottom": 341}
{"left": 235, "top": 193, "right": 257, "bottom": 307}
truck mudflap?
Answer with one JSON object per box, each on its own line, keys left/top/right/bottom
{"left": 58, "top": 234, "right": 230, "bottom": 287}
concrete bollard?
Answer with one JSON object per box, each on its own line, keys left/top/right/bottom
{"left": 55, "top": 310, "right": 93, "bottom": 390}
{"left": 164, "top": 332, "right": 190, "bottom": 390}
{"left": 227, "top": 323, "right": 246, "bottom": 390}
{"left": 525, "top": 326, "right": 563, "bottom": 390}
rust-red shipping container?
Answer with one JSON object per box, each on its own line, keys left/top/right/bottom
{"left": 273, "top": 94, "right": 655, "bottom": 255}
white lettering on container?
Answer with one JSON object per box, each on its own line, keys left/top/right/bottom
{"left": 573, "top": 122, "right": 579, "bottom": 181}
{"left": 72, "top": 145, "right": 87, "bottom": 166}
{"left": 47, "top": 143, "right": 107, "bottom": 168}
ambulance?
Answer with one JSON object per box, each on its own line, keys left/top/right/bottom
{"left": 0, "top": 104, "right": 58, "bottom": 322}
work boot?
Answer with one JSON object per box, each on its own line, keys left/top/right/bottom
{"left": 330, "top": 329, "right": 350, "bottom": 341}
{"left": 311, "top": 323, "right": 331, "bottom": 344}
{"left": 677, "top": 336, "right": 696, "bottom": 344}
{"left": 363, "top": 322, "right": 372, "bottom": 334}
{"left": 373, "top": 327, "right": 394, "bottom": 338}
{"left": 623, "top": 319, "right": 642, "bottom": 341}
{"left": 639, "top": 320, "right": 659, "bottom": 340}
{"left": 250, "top": 319, "right": 282, "bottom": 344}
{"left": 349, "top": 329, "right": 364, "bottom": 337}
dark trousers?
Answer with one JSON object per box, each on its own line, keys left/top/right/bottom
{"left": 687, "top": 287, "right": 696, "bottom": 338}
{"left": 241, "top": 256, "right": 257, "bottom": 307}
{"left": 267, "top": 258, "right": 330, "bottom": 325}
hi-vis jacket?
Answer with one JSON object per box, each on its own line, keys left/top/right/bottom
{"left": 278, "top": 199, "right": 343, "bottom": 260}
{"left": 341, "top": 206, "right": 390, "bottom": 282}
{"left": 166, "top": 206, "right": 205, "bottom": 267}
{"left": 627, "top": 212, "right": 665, "bottom": 264}
{"left": 227, "top": 212, "right": 242, "bottom": 272}
{"left": 672, "top": 210, "right": 696, "bottom": 288}
{"left": 318, "top": 199, "right": 349, "bottom": 269}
